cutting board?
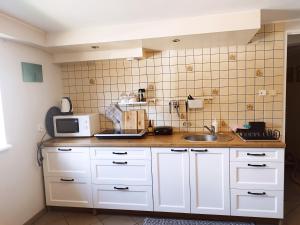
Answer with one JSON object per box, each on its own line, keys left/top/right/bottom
{"left": 123, "top": 110, "right": 145, "bottom": 130}
{"left": 137, "top": 110, "right": 145, "bottom": 129}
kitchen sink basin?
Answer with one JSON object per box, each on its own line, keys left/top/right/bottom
{"left": 184, "top": 133, "right": 233, "bottom": 142}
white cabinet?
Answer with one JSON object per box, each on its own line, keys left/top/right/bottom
{"left": 90, "top": 147, "right": 153, "bottom": 211}
{"left": 90, "top": 147, "right": 151, "bottom": 160}
{"left": 45, "top": 177, "right": 92, "bottom": 208}
{"left": 91, "top": 159, "right": 152, "bottom": 185}
{"left": 152, "top": 148, "right": 190, "bottom": 213}
{"left": 231, "top": 189, "right": 283, "bottom": 218}
{"left": 230, "top": 148, "right": 284, "bottom": 219}
{"left": 190, "top": 148, "right": 230, "bottom": 215}
{"left": 43, "top": 147, "right": 92, "bottom": 208}
{"left": 43, "top": 147, "right": 90, "bottom": 177}
{"left": 93, "top": 185, "right": 153, "bottom": 211}
{"left": 230, "top": 162, "right": 284, "bottom": 190}
{"left": 230, "top": 148, "right": 284, "bottom": 162}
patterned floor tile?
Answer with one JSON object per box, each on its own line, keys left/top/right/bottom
{"left": 63, "top": 212, "right": 100, "bottom": 225}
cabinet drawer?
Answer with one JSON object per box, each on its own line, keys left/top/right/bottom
{"left": 45, "top": 177, "right": 92, "bottom": 208}
{"left": 93, "top": 184, "right": 153, "bottom": 211}
{"left": 230, "top": 148, "right": 284, "bottom": 162}
{"left": 230, "top": 162, "right": 284, "bottom": 190}
{"left": 43, "top": 147, "right": 91, "bottom": 177}
{"left": 91, "top": 159, "right": 152, "bottom": 185}
{"left": 231, "top": 189, "right": 283, "bottom": 218}
{"left": 90, "top": 147, "right": 151, "bottom": 160}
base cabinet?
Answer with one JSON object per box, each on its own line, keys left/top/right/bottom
{"left": 45, "top": 177, "right": 93, "bottom": 208}
{"left": 231, "top": 189, "right": 283, "bottom": 218}
{"left": 152, "top": 148, "right": 190, "bottom": 213}
{"left": 42, "top": 146, "right": 284, "bottom": 219}
{"left": 190, "top": 148, "right": 230, "bottom": 215}
{"left": 93, "top": 185, "right": 153, "bottom": 211}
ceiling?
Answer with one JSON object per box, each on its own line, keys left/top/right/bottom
{"left": 1, "top": 0, "right": 300, "bottom": 32}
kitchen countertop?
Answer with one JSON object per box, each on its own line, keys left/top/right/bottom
{"left": 43, "top": 132, "right": 286, "bottom": 148}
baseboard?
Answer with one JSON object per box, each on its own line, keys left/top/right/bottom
{"left": 23, "top": 208, "right": 47, "bottom": 225}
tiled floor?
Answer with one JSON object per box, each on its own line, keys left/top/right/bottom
{"left": 33, "top": 211, "right": 145, "bottom": 225}
{"left": 33, "top": 168, "right": 300, "bottom": 225}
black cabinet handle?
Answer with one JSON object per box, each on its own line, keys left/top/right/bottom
{"left": 60, "top": 178, "right": 74, "bottom": 182}
{"left": 248, "top": 164, "right": 267, "bottom": 167}
{"left": 112, "top": 152, "right": 128, "bottom": 155}
{"left": 191, "top": 149, "right": 208, "bottom": 152}
{"left": 112, "top": 161, "right": 128, "bottom": 165}
{"left": 248, "top": 191, "right": 266, "bottom": 196}
{"left": 58, "top": 148, "right": 72, "bottom": 151}
{"left": 247, "top": 153, "right": 266, "bottom": 156}
{"left": 114, "top": 186, "right": 129, "bottom": 190}
{"left": 171, "top": 149, "right": 187, "bottom": 152}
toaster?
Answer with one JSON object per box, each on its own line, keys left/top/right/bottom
{"left": 154, "top": 126, "right": 173, "bottom": 135}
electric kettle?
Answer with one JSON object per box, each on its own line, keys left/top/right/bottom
{"left": 61, "top": 97, "right": 73, "bottom": 114}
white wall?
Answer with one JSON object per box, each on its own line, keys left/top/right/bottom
{"left": 0, "top": 39, "right": 62, "bottom": 225}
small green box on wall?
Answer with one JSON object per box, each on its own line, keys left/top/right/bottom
{"left": 21, "top": 62, "right": 43, "bottom": 82}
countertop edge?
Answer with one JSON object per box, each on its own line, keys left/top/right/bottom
{"left": 42, "top": 133, "right": 286, "bottom": 149}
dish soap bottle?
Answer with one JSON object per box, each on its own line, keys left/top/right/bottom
{"left": 212, "top": 119, "right": 218, "bottom": 133}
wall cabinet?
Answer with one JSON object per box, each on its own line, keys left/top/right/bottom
{"left": 151, "top": 148, "right": 190, "bottom": 213}
{"left": 190, "top": 148, "right": 230, "bottom": 215}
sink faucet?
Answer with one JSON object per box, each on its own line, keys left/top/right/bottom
{"left": 204, "top": 126, "right": 216, "bottom": 135}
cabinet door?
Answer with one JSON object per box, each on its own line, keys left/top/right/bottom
{"left": 90, "top": 147, "right": 151, "bottom": 160}
{"left": 190, "top": 148, "right": 230, "bottom": 215}
{"left": 230, "top": 162, "right": 284, "bottom": 190}
{"left": 231, "top": 189, "right": 283, "bottom": 218}
{"left": 91, "top": 159, "right": 152, "bottom": 185}
{"left": 151, "top": 148, "right": 190, "bottom": 213}
{"left": 43, "top": 147, "right": 91, "bottom": 177}
{"left": 45, "top": 177, "right": 92, "bottom": 208}
{"left": 93, "top": 185, "right": 153, "bottom": 211}
{"left": 230, "top": 148, "right": 284, "bottom": 162}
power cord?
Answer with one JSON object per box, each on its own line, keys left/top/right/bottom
{"left": 37, "top": 131, "right": 47, "bottom": 167}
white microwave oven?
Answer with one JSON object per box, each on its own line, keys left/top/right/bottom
{"left": 53, "top": 113, "right": 100, "bottom": 137}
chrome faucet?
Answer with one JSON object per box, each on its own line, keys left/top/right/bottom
{"left": 204, "top": 125, "right": 216, "bottom": 135}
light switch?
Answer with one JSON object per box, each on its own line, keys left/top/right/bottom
{"left": 258, "top": 90, "right": 267, "bottom": 96}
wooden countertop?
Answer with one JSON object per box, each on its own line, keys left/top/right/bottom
{"left": 43, "top": 132, "right": 285, "bottom": 148}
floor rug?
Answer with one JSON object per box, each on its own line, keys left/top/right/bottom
{"left": 143, "top": 218, "right": 255, "bottom": 225}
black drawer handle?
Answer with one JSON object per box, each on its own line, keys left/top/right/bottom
{"left": 60, "top": 178, "right": 74, "bottom": 182}
{"left": 112, "top": 161, "right": 128, "bottom": 165}
{"left": 248, "top": 164, "right": 267, "bottom": 167}
{"left": 112, "top": 152, "right": 128, "bottom": 155}
{"left": 171, "top": 149, "right": 187, "bottom": 152}
{"left": 114, "top": 186, "right": 129, "bottom": 190}
{"left": 58, "top": 148, "right": 72, "bottom": 151}
{"left": 248, "top": 191, "right": 266, "bottom": 196}
{"left": 247, "top": 153, "right": 266, "bottom": 156}
{"left": 191, "top": 149, "right": 208, "bottom": 152}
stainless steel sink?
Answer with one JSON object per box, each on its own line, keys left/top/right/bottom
{"left": 184, "top": 133, "right": 233, "bottom": 142}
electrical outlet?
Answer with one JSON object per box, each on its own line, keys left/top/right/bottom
{"left": 258, "top": 90, "right": 267, "bottom": 96}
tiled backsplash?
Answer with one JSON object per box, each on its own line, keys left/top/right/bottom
{"left": 62, "top": 24, "right": 284, "bottom": 133}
